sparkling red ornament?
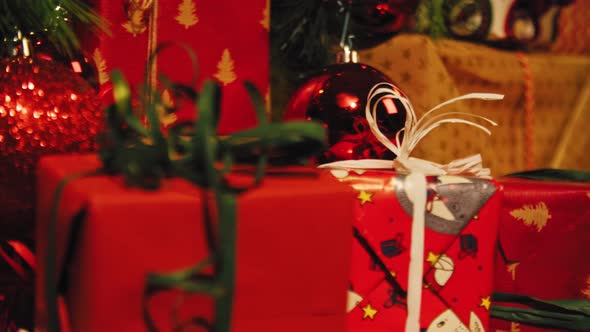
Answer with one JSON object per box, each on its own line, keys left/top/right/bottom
{"left": 40, "top": 49, "right": 101, "bottom": 92}
{"left": 284, "top": 62, "right": 407, "bottom": 163}
{"left": 0, "top": 56, "right": 103, "bottom": 239}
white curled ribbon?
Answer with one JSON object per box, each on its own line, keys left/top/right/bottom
{"left": 320, "top": 83, "right": 503, "bottom": 332}
{"left": 319, "top": 82, "right": 504, "bottom": 178}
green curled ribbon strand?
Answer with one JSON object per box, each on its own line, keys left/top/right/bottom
{"left": 491, "top": 292, "right": 590, "bottom": 331}
{"left": 45, "top": 43, "right": 326, "bottom": 332}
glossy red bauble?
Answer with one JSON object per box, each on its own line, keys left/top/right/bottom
{"left": 350, "top": 0, "right": 419, "bottom": 49}
{"left": 351, "top": 0, "right": 419, "bottom": 34}
{"left": 284, "top": 62, "right": 407, "bottom": 163}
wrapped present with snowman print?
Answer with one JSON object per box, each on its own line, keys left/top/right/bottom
{"left": 320, "top": 83, "right": 505, "bottom": 332}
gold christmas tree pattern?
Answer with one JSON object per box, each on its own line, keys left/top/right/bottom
{"left": 157, "top": 89, "right": 178, "bottom": 126}
{"left": 582, "top": 276, "right": 590, "bottom": 299}
{"left": 496, "top": 322, "right": 521, "bottom": 332}
{"left": 122, "top": 0, "right": 153, "bottom": 36}
{"left": 92, "top": 49, "right": 109, "bottom": 85}
{"left": 176, "top": 0, "right": 198, "bottom": 29}
{"left": 260, "top": 0, "right": 269, "bottom": 30}
{"left": 214, "top": 49, "right": 237, "bottom": 86}
{"left": 506, "top": 262, "right": 520, "bottom": 281}
{"left": 265, "top": 88, "right": 270, "bottom": 116}
{"left": 509, "top": 202, "right": 552, "bottom": 232}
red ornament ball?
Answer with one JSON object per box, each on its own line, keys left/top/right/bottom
{"left": 284, "top": 62, "right": 407, "bottom": 163}
{"left": 350, "top": 0, "right": 419, "bottom": 49}
{"left": 0, "top": 56, "right": 103, "bottom": 239}
{"left": 351, "top": 0, "right": 419, "bottom": 34}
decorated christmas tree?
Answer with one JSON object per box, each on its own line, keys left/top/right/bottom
{"left": 0, "top": 0, "right": 104, "bottom": 56}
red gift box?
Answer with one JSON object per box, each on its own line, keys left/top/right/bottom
{"left": 326, "top": 169, "right": 502, "bottom": 332}
{"left": 83, "top": 0, "right": 269, "bottom": 134}
{"left": 35, "top": 154, "right": 353, "bottom": 332}
{"left": 491, "top": 178, "right": 590, "bottom": 332}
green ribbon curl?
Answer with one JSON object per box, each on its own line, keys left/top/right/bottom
{"left": 491, "top": 292, "right": 590, "bottom": 331}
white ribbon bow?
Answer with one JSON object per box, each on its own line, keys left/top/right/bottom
{"left": 319, "top": 82, "right": 504, "bottom": 178}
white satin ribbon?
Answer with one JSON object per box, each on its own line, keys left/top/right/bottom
{"left": 404, "top": 172, "right": 427, "bottom": 332}
{"left": 320, "top": 83, "right": 503, "bottom": 332}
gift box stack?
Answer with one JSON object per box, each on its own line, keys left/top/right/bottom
{"left": 25, "top": 1, "right": 590, "bottom": 332}
{"left": 34, "top": 140, "right": 590, "bottom": 332}
{"left": 32, "top": 67, "right": 512, "bottom": 332}
{"left": 35, "top": 155, "right": 509, "bottom": 331}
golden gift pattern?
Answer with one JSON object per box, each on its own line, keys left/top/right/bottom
{"left": 214, "top": 48, "right": 237, "bottom": 86}
{"left": 361, "top": 304, "right": 378, "bottom": 320}
{"left": 123, "top": 0, "right": 153, "bottom": 36}
{"left": 265, "top": 88, "right": 271, "bottom": 116}
{"left": 509, "top": 202, "right": 552, "bottom": 232}
{"left": 176, "top": 0, "right": 198, "bottom": 29}
{"left": 583, "top": 276, "right": 590, "bottom": 299}
{"left": 90, "top": 0, "right": 269, "bottom": 133}
{"left": 92, "top": 48, "right": 109, "bottom": 85}
{"left": 506, "top": 262, "right": 520, "bottom": 281}
{"left": 260, "top": 0, "right": 269, "bottom": 30}
{"left": 157, "top": 89, "right": 178, "bottom": 126}
{"left": 496, "top": 322, "right": 521, "bottom": 332}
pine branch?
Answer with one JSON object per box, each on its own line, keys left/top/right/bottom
{"left": 271, "top": 0, "right": 334, "bottom": 72}
{"left": 0, "top": 0, "right": 107, "bottom": 57}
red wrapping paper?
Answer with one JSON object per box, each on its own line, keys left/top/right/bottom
{"left": 35, "top": 154, "right": 353, "bottom": 332}
{"left": 83, "top": 0, "right": 269, "bottom": 134}
{"left": 327, "top": 169, "right": 502, "bottom": 332}
{"left": 490, "top": 178, "right": 590, "bottom": 332}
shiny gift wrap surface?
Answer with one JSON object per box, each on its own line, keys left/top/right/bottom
{"left": 332, "top": 169, "right": 502, "bottom": 332}
{"left": 35, "top": 154, "right": 354, "bottom": 332}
